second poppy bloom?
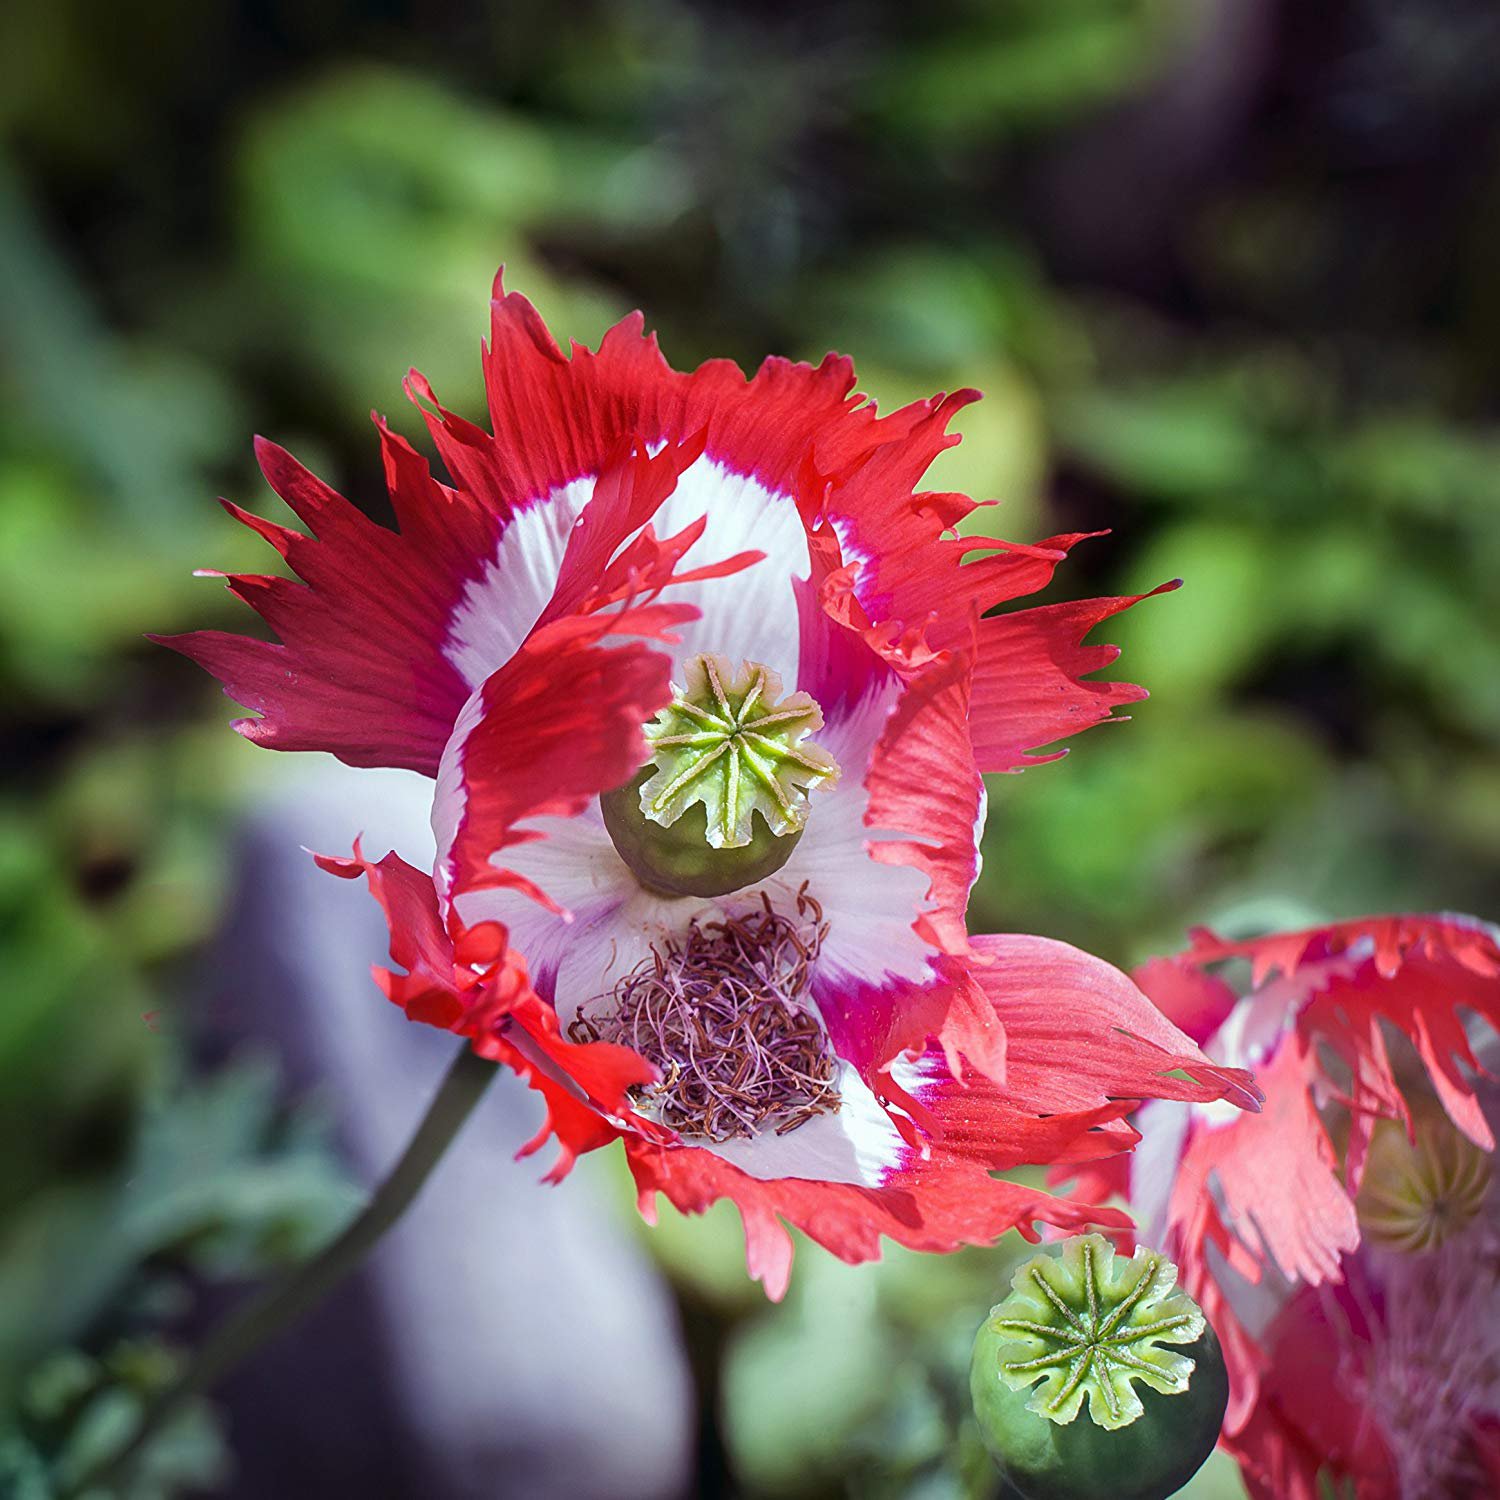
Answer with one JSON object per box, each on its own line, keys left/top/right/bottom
{"left": 1106, "top": 914, "right": 1500, "bottom": 1498}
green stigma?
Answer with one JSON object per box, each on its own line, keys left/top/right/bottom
{"left": 601, "top": 654, "right": 839, "bottom": 900}
{"left": 970, "top": 1235, "right": 1229, "bottom": 1500}
{"left": 987, "top": 1236, "right": 1204, "bottom": 1432}
{"left": 641, "top": 654, "right": 838, "bottom": 847}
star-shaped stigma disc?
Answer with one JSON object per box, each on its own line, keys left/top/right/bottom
{"left": 984, "top": 1235, "right": 1205, "bottom": 1431}
{"left": 637, "top": 654, "right": 839, "bottom": 849}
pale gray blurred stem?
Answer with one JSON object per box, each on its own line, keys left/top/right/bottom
{"left": 64, "top": 1042, "right": 495, "bottom": 1499}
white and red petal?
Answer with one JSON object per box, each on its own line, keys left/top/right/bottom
{"left": 650, "top": 459, "right": 811, "bottom": 681}
{"left": 174, "top": 273, "right": 1175, "bottom": 792}
{"left": 157, "top": 433, "right": 495, "bottom": 774}
{"left": 618, "top": 938, "right": 1257, "bottom": 1301}
{"left": 1190, "top": 914, "right": 1500, "bottom": 1156}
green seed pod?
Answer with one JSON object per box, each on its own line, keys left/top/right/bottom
{"left": 601, "top": 654, "right": 838, "bottom": 899}
{"left": 601, "top": 766, "right": 804, "bottom": 898}
{"left": 969, "top": 1235, "right": 1228, "bottom": 1500}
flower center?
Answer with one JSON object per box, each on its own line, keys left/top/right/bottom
{"left": 600, "top": 653, "right": 839, "bottom": 898}
{"left": 985, "top": 1236, "right": 1206, "bottom": 1431}
{"left": 568, "top": 887, "right": 841, "bottom": 1141}
{"left": 1356, "top": 1109, "right": 1493, "bottom": 1254}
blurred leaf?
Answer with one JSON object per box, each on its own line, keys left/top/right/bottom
{"left": 119, "top": 1056, "right": 362, "bottom": 1277}
{"left": 722, "top": 1239, "right": 1034, "bottom": 1496}
{"left": 1328, "top": 415, "right": 1500, "bottom": 527}
{"left": 975, "top": 711, "right": 1330, "bottom": 956}
{"left": 0, "top": 460, "right": 262, "bottom": 703}
{"left": 0, "top": 1184, "right": 131, "bottom": 1410}
{"left": 724, "top": 1253, "right": 892, "bottom": 1491}
{"left": 234, "top": 65, "right": 646, "bottom": 415}
{"left": 3, "top": 1337, "right": 228, "bottom": 1500}
{"left": 872, "top": 0, "right": 1183, "bottom": 139}
{"left": 0, "top": 159, "right": 245, "bottom": 536}
{"left": 1111, "top": 520, "right": 1281, "bottom": 702}
{"left": 801, "top": 242, "right": 1088, "bottom": 379}
{"left": 0, "top": 1053, "right": 358, "bottom": 1404}
{"left": 1056, "top": 380, "right": 1264, "bottom": 502}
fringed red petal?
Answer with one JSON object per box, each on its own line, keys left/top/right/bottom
{"left": 1186, "top": 910, "right": 1500, "bottom": 987}
{"left": 157, "top": 434, "right": 497, "bottom": 774}
{"left": 1176, "top": 1041, "right": 1360, "bottom": 1289}
{"left": 317, "top": 844, "right": 657, "bottom": 1179}
{"left": 622, "top": 1123, "right": 1129, "bottom": 1303}
{"left": 970, "top": 934, "right": 1261, "bottom": 1114}
{"left": 967, "top": 582, "right": 1179, "bottom": 776}
{"left": 1192, "top": 915, "right": 1500, "bottom": 1154}
{"left": 863, "top": 646, "right": 982, "bottom": 959}
{"left": 470, "top": 269, "right": 888, "bottom": 507}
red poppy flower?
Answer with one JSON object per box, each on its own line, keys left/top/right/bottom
{"left": 1101, "top": 914, "right": 1500, "bottom": 1498}
{"left": 162, "top": 272, "right": 1257, "bottom": 1295}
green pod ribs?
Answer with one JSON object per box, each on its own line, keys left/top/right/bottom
{"left": 970, "top": 1235, "right": 1229, "bottom": 1500}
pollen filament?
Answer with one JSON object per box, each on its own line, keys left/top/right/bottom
{"left": 568, "top": 887, "right": 841, "bottom": 1142}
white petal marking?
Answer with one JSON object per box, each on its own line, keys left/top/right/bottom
{"left": 445, "top": 478, "right": 594, "bottom": 688}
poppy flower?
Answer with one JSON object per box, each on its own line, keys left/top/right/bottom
{"left": 161, "top": 272, "right": 1258, "bottom": 1296}
{"left": 1097, "top": 914, "right": 1500, "bottom": 1497}
{"left": 1227, "top": 1121, "right": 1500, "bottom": 1500}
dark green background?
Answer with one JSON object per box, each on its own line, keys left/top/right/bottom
{"left": 3, "top": 2, "right": 1497, "bottom": 1495}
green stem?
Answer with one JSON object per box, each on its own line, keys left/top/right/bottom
{"left": 66, "top": 1043, "right": 496, "bottom": 1498}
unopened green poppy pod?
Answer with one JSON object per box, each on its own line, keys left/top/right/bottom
{"left": 970, "top": 1235, "right": 1229, "bottom": 1500}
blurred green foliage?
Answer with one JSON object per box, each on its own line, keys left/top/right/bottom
{"left": 4, "top": 0, "right": 1499, "bottom": 1495}
{"left": 0, "top": 1057, "right": 359, "bottom": 1494}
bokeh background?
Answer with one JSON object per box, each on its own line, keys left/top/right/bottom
{"left": 4, "top": 1, "right": 1499, "bottom": 1496}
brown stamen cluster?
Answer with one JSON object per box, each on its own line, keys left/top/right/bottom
{"left": 568, "top": 886, "right": 841, "bottom": 1142}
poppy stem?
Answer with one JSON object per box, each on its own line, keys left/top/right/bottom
{"left": 63, "top": 1043, "right": 496, "bottom": 1498}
